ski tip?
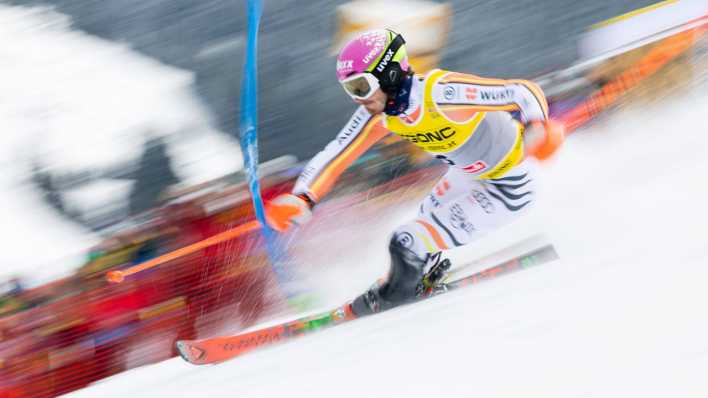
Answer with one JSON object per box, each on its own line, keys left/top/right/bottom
{"left": 176, "top": 340, "right": 207, "bottom": 365}
{"left": 175, "top": 340, "right": 191, "bottom": 362}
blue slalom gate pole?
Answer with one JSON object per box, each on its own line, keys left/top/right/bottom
{"left": 240, "top": 0, "right": 294, "bottom": 296}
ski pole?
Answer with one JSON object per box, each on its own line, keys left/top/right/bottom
{"left": 106, "top": 220, "right": 261, "bottom": 283}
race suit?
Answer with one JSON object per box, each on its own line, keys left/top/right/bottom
{"left": 294, "top": 69, "right": 548, "bottom": 262}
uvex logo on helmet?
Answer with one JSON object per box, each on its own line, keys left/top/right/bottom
{"left": 375, "top": 48, "right": 395, "bottom": 73}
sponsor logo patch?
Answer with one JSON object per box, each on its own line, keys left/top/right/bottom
{"left": 337, "top": 59, "right": 353, "bottom": 72}
{"left": 443, "top": 85, "right": 456, "bottom": 100}
{"left": 480, "top": 88, "right": 514, "bottom": 102}
{"left": 449, "top": 204, "right": 475, "bottom": 233}
{"left": 400, "top": 127, "right": 456, "bottom": 144}
{"left": 361, "top": 34, "right": 386, "bottom": 64}
{"left": 396, "top": 232, "right": 415, "bottom": 248}
{"left": 434, "top": 179, "right": 451, "bottom": 197}
{"left": 375, "top": 48, "right": 395, "bottom": 72}
{"left": 462, "top": 160, "right": 488, "bottom": 174}
{"left": 189, "top": 346, "right": 206, "bottom": 360}
{"left": 337, "top": 114, "right": 364, "bottom": 144}
{"left": 469, "top": 189, "right": 495, "bottom": 214}
{"left": 428, "top": 194, "right": 442, "bottom": 209}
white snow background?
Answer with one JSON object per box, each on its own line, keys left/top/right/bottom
{"left": 0, "top": 5, "right": 243, "bottom": 286}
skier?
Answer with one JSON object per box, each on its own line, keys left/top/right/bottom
{"left": 266, "top": 29, "right": 563, "bottom": 317}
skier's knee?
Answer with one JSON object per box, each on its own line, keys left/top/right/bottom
{"left": 390, "top": 223, "right": 429, "bottom": 260}
{"left": 350, "top": 230, "right": 431, "bottom": 317}
{"left": 380, "top": 231, "right": 427, "bottom": 301}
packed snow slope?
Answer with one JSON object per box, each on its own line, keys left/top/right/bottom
{"left": 68, "top": 79, "right": 708, "bottom": 397}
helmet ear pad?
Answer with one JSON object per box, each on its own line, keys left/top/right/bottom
{"left": 378, "top": 61, "right": 406, "bottom": 95}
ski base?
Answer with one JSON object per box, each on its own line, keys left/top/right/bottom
{"left": 176, "top": 243, "right": 558, "bottom": 365}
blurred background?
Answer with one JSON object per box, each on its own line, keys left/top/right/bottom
{"left": 0, "top": 0, "right": 706, "bottom": 396}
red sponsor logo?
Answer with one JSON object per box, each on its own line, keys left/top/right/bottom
{"left": 463, "top": 160, "right": 487, "bottom": 173}
{"left": 466, "top": 87, "right": 478, "bottom": 100}
{"left": 435, "top": 179, "right": 451, "bottom": 196}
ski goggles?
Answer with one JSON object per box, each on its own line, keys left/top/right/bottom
{"left": 340, "top": 72, "right": 380, "bottom": 100}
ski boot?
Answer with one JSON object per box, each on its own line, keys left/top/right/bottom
{"left": 351, "top": 233, "right": 428, "bottom": 316}
{"left": 416, "top": 252, "right": 452, "bottom": 298}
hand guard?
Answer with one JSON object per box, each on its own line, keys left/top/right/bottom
{"left": 523, "top": 119, "right": 565, "bottom": 160}
{"left": 265, "top": 193, "right": 313, "bottom": 232}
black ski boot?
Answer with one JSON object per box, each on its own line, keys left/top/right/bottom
{"left": 351, "top": 233, "right": 428, "bottom": 316}
{"left": 416, "top": 252, "right": 452, "bottom": 297}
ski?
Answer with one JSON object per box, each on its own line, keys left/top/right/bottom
{"left": 447, "top": 243, "right": 559, "bottom": 291}
{"left": 175, "top": 304, "right": 355, "bottom": 365}
{"left": 176, "top": 243, "right": 558, "bottom": 365}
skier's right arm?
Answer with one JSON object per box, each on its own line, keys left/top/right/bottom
{"left": 266, "top": 107, "right": 388, "bottom": 231}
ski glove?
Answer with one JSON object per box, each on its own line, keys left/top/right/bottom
{"left": 523, "top": 119, "right": 565, "bottom": 160}
{"left": 265, "top": 193, "right": 314, "bottom": 232}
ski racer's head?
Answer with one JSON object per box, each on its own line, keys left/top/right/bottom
{"left": 336, "top": 29, "right": 411, "bottom": 114}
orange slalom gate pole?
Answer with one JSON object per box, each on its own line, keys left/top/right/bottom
{"left": 106, "top": 220, "right": 261, "bottom": 283}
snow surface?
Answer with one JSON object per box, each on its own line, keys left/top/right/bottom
{"left": 0, "top": 5, "right": 243, "bottom": 285}
{"left": 65, "top": 63, "right": 708, "bottom": 396}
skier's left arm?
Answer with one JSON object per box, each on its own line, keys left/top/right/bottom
{"left": 436, "top": 73, "right": 563, "bottom": 159}
{"left": 435, "top": 73, "right": 548, "bottom": 124}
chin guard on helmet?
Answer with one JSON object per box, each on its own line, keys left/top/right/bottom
{"left": 370, "top": 32, "right": 407, "bottom": 95}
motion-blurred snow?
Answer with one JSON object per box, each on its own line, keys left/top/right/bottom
{"left": 0, "top": 5, "right": 243, "bottom": 285}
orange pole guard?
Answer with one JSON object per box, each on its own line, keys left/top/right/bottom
{"left": 106, "top": 220, "right": 261, "bottom": 283}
